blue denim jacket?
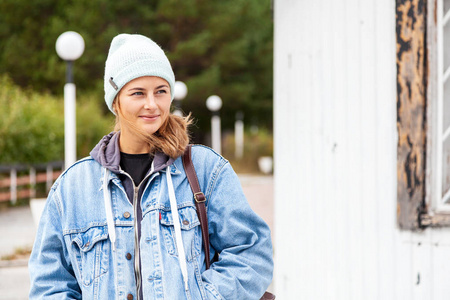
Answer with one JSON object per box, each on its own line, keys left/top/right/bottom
{"left": 29, "top": 144, "right": 273, "bottom": 299}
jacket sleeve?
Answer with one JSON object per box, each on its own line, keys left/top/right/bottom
{"left": 28, "top": 187, "right": 81, "bottom": 299}
{"left": 200, "top": 161, "right": 274, "bottom": 300}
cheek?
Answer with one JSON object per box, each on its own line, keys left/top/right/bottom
{"left": 160, "top": 100, "right": 172, "bottom": 116}
{"left": 121, "top": 101, "right": 140, "bottom": 117}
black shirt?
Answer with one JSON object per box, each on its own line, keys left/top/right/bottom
{"left": 119, "top": 152, "right": 153, "bottom": 186}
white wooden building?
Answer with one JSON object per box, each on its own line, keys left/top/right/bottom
{"left": 274, "top": 0, "right": 450, "bottom": 299}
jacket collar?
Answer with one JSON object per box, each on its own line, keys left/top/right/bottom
{"left": 90, "top": 131, "right": 176, "bottom": 174}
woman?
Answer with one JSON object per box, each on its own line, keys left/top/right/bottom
{"left": 29, "top": 33, "right": 273, "bottom": 300}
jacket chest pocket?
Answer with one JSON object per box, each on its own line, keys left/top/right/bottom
{"left": 160, "top": 206, "right": 201, "bottom": 261}
{"left": 69, "top": 225, "right": 110, "bottom": 287}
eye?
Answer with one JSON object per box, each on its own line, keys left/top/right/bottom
{"left": 131, "top": 91, "right": 144, "bottom": 96}
{"left": 156, "top": 89, "right": 168, "bottom": 94}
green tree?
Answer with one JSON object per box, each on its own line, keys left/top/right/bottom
{"left": 0, "top": 0, "right": 273, "bottom": 143}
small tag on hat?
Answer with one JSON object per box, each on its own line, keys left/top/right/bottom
{"left": 109, "top": 77, "right": 118, "bottom": 90}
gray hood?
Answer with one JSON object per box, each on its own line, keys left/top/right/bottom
{"left": 90, "top": 131, "right": 176, "bottom": 174}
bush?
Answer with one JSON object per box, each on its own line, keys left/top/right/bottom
{"left": 76, "top": 93, "right": 115, "bottom": 158}
{"left": 0, "top": 75, "right": 64, "bottom": 163}
{"left": 0, "top": 75, "right": 113, "bottom": 164}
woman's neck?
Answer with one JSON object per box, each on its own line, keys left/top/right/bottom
{"left": 118, "top": 131, "right": 150, "bottom": 154}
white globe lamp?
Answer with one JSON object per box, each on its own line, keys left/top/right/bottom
{"left": 55, "top": 31, "right": 85, "bottom": 169}
{"left": 206, "top": 95, "right": 223, "bottom": 154}
{"left": 56, "top": 31, "right": 85, "bottom": 62}
{"left": 206, "top": 95, "right": 222, "bottom": 112}
{"left": 173, "top": 81, "right": 188, "bottom": 116}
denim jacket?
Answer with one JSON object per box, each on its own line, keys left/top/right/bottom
{"left": 29, "top": 138, "right": 273, "bottom": 300}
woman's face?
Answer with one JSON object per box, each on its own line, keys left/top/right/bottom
{"left": 116, "top": 76, "right": 171, "bottom": 137}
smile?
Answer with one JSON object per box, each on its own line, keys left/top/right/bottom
{"left": 139, "top": 115, "right": 159, "bottom": 121}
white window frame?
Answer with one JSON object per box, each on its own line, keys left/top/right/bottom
{"left": 428, "top": 0, "right": 450, "bottom": 212}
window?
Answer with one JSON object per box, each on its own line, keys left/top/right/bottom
{"left": 397, "top": 0, "right": 450, "bottom": 229}
{"left": 433, "top": 0, "right": 450, "bottom": 209}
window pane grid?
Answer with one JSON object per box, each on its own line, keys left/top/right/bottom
{"left": 439, "top": 0, "right": 450, "bottom": 204}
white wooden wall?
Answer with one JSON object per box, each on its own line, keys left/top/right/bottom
{"left": 274, "top": 0, "right": 450, "bottom": 299}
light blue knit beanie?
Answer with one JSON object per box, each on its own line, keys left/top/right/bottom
{"left": 104, "top": 34, "right": 175, "bottom": 114}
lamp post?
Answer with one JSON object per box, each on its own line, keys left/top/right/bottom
{"left": 206, "top": 95, "right": 223, "bottom": 154}
{"left": 235, "top": 111, "right": 244, "bottom": 159}
{"left": 173, "top": 81, "right": 188, "bottom": 116}
{"left": 55, "top": 31, "right": 85, "bottom": 169}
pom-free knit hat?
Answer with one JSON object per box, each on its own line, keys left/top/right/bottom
{"left": 104, "top": 34, "right": 175, "bottom": 114}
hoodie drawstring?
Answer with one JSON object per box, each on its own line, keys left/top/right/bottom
{"left": 166, "top": 166, "right": 189, "bottom": 292}
{"left": 103, "top": 168, "right": 116, "bottom": 251}
{"left": 103, "top": 166, "right": 188, "bottom": 290}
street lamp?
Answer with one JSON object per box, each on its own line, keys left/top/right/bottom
{"left": 235, "top": 111, "right": 244, "bottom": 159}
{"left": 206, "top": 95, "right": 223, "bottom": 154}
{"left": 55, "top": 31, "right": 85, "bottom": 169}
{"left": 173, "top": 81, "right": 188, "bottom": 116}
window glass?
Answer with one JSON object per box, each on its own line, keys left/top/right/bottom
{"left": 445, "top": 0, "right": 450, "bottom": 15}
{"left": 443, "top": 76, "right": 450, "bottom": 131}
{"left": 442, "top": 136, "right": 450, "bottom": 201}
{"left": 444, "top": 21, "right": 450, "bottom": 73}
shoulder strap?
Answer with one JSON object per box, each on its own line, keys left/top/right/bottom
{"left": 182, "top": 145, "right": 276, "bottom": 300}
{"left": 182, "top": 145, "right": 212, "bottom": 269}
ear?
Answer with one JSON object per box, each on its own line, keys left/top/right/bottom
{"left": 112, "top": 98, "right": 118, "bottom": 114}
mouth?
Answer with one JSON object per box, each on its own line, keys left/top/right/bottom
{"left": 139, "top": 115, "right": 159, "bottom": 121}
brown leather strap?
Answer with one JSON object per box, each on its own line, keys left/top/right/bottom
{"left": 260, "top": 291, "right": 276, "bottom": 300}
{"left": 182, "top": 145, "right": 275, "bottom": 299}
{"left": 182, "top": 145, "right": 212, "bottom": 269}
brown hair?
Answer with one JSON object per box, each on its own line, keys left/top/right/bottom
{"left": 113, "top": 98, "right": 192, "bottom": 158}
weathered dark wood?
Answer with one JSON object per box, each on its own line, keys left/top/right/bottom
{"left": 421, "top": 212, "right": 450, "bottom": 227}
{"left": 396, "top": 0, "right": 427, "bottom": 230}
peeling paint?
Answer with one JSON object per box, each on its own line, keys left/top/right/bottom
{"left": 396, "top": 0, "right": 427, "bottom": 230}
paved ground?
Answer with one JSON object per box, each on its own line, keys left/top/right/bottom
{"left": 0, "top": 174, "right": 274, "bottom": 299}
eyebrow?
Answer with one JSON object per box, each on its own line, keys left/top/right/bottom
{"left": 128, "top": 87, "right": 145, "bottom": 92}
{"left": 127, "top": 85, "right": 169, "bottom": 92}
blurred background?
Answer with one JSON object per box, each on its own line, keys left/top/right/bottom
{"left": 0, "top": 1, "right": 275, "bottom": 298}
{"left": 0, "top": 0, "right": 274, "bottom": 183}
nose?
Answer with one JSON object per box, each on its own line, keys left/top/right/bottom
{"left": 143, "top": 95, "right": 157, "bottom": 110}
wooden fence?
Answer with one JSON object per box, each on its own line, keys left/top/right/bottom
{"left": 0, "top": 162, "right": 64, "bottom": 204}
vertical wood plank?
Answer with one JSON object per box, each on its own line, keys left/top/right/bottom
{"left": 411, "top": 229, "right": 436, "bottom": 300}
{"left": 396, "top": 0, "right": 427, "bottom": 230}
{"left": 321, "top": 0, "right": 338, "bottom": 297}
{"left": 431, "top": 228, "right": 450, "bottom": 299}
{"left": 29, "top": 167, "right": 36, "bottom": 199}
{"left": 345, "top": 0, "right": 364, "bottom": 298}
{"left": 310, "top": 0, "right": 324, "bottom": 298}
{"left": 10, "top": 168, "right": 17, "bottom": 205}
{"left": 333, "top": 0, "right": 351, "bottom": 297}
{"left": 396, "top": 231, "right": 414, "bottom": 299}
{"left": 360, "top": 0, "right": 379, "bottom": 298}
{"left": 375, "top": 0, "right": 401, "bottom": 298}
{"left": 46, "top": 164, "right": 53, "bottom": 192}
{"left": 274, "top": 1, "right": 315, "bottom": 298}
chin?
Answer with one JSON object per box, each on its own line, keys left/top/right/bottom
{"left": 140, "top": 125, "right": 160, "bottom": 136}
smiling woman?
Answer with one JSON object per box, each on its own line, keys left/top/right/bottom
{"left": 28, "top": 33, "right": 274, "bottom": 300}
{"left": 114, "top": 76, "right": 173, "bottom": 154}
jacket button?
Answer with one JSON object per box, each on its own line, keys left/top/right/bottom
{"left": 126, "top": 253, "right": 132, "bottom": 260}
{"left": 123, "top": 212, "right": 131, "bottom": 219}
{"left": 182, "top": 220, "right": 190, "bottom": 225}
{"left": 127, "top": 294, "right": 133, "bottom": 300}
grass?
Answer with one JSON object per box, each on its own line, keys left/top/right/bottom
{"left": 1, "top": 246, "right": 32, "bottom": 261}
